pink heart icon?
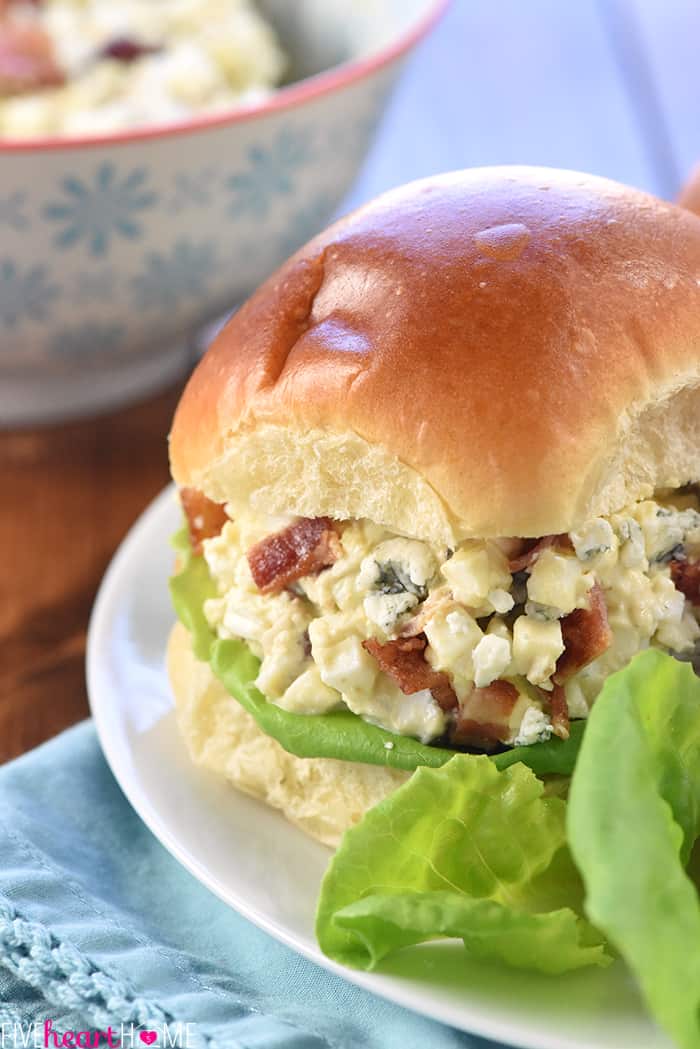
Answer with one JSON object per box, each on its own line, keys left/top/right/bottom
{"left": 139, "top": 1034, "right": 157, "bottom": 1046}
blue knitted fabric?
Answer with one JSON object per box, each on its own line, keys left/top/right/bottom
{"left": 0, "top": 722, "right": 502, "bottom": 1049}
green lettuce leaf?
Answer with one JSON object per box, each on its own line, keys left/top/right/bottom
{"left": 170, "top": 531, "right": 585, "bottom": 773}
{"left": 316, "top": 754, "right": 608, "bottom": 972}
{"left": 568, "top": 650, "right": 700, "bottom": 1049}
{"left": 493, "top": 720, "right": 585, "bottom": 775}
{"left": 169, "top": 524, "right": 217, "bottom": 660}
{"left": 210, "top": 638, "right": 585, "bottom": 774}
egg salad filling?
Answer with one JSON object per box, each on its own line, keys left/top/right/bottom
{"left": 201, "top": 490, "right": 700, "bottom": 749}
{"left": 0, "top": 0, "right": 285, "bottom": 137}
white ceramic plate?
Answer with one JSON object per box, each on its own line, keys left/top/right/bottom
{"left": 87, "top": 486, "right": 673, "bottom": 1049}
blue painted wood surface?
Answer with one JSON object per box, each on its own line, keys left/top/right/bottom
{"left": 345, "top": 0, "right": 693, "bottom": 210}
{"left": 629, "top": 0, "right": 699, "bottom": 190}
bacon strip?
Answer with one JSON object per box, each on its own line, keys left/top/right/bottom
{"left": 0, "top": 1, "right": 42, "bottom": 14}
{"left": 548, "top": 683, "right": 570, "bottom": 740}
{"left": 398, "top": 586, "right": 453, "bottom": 640}
{"left": 508, "top": 534, "right": 573, "bottom": 573}
{"left": 670, "top": 558, "right": 700, "bottom": 605}
{"left": 247, "top": 516, "right": 341, "bottom": 594}
{"left": 180, "top": 487, "right": 228, "bottom": 556}
{"left": 450, "top": 680, "right": 521, "bottom": 749}
{"left": 362, "top": 635, "right": 458, "bottom": 711}
{"left": 0, "top": 17, "right": 64, "bottom": 96}
{"left": 554, "top": 582, "right": 612, "bottom": 682}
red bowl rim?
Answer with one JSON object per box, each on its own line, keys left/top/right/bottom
{"left": 0, "top": 0, "right": 449, "bottom": 153}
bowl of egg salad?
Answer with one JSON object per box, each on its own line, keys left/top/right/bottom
{"left": 0, "top": 0, "right": 447, "bottom": 424}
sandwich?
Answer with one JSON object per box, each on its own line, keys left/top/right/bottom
{"left": 166, "top": 169, "right": 700, "bottom": 1040}
{"left": 168, "top": 165, "right": 699, "bottom": 842}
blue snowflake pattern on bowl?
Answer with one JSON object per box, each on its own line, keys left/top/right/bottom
{"left": 48, "top": 321, "right": 126, "bottom": 357}
{"left": 0, "top": 192, "right": 29, "bottom": 232}
{"left": 0, "top": 260, "right": 58, "bottom": 328}
{"left": 132, "top": 239, "right": 218, "bottom": 310}
{"left": 43, "top": 163, "right": 157, "bottom": 257}
{"left": 227, "top": 128, "right": 313, "bottom": 219}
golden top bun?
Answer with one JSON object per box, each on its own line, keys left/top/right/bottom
{"left": 167, "top": 623, "right": 406, "bottom": 847}
{"left": 170, "top": 167, "right": 700, "bottom": 546}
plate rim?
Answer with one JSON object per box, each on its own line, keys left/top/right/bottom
{"left": 86, "top": 484, "right": 660, "bottom": 1049}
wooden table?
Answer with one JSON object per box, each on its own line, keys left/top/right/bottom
{"left": 0, "top": 382, "right": 184, "bottom": 761}
{"left": 2, "top": 0, "right": 699, "bottom": 762}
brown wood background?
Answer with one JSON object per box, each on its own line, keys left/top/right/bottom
{"left": 0, "top": 381, "right": 185, "bottom": 763}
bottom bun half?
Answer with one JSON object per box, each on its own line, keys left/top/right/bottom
{"left": 167, "top": 622, "right": 409, "bottom": 848}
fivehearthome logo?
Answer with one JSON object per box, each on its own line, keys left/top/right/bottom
{"left": 0, "top": 1023, "right": 197, "bottom": 1049}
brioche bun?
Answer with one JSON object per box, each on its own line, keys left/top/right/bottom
{"left": 167, "top": 622, "right": 407, "bottom": 847}
{"left": 170, "top": 166, "right": 700, "bottom": 547}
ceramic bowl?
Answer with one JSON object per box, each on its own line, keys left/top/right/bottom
{"left": 0, "top": 0, "right": 446, "bottom": 425}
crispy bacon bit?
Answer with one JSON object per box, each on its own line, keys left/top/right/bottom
{"left": 100, "top": 36, "right": 162, "bottom": 63}
{"left": 0, "top": 1, "right": 42, "bottom": 14}
{"left": 180, "top": 487, "right": 228, "bottom": 556}
{"left": 670, "top": 558, "right": 700, "bottom": 605}
{"left": 398, "top": 585, "right": 453, "bottom": 639}
{"left": 362, "top": 635, "right": 458, "bottom": 711}
{"left": 554, "top": 582, "right": 612, "bottom": 682}
{"left": 508, "top": 534, "right": 573, "bottom": 573}
{"left": 450, "top": 680, "right": 521, "bottom": 749}
{"left": 247, "top": 516, "right": 341, "bottom": 595}
{"left": 548, "top": 683, "right": 570, "bottom": 740}
{"left": 0, "top": 17, "right": 63, "bottom": 95}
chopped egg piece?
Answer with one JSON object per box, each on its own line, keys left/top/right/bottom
{"left": 472, "top": 634, "right": 512, "bottom": 687}
{"left": 527, "top": 550, "right": 593, "bottom": 615}
{"left": 441, "top": 541, "right": 511, "bottom": 611}
{"left": 424, "top": 606, "right": 483, "bottom": 698}
{"left": 512, "top": 616, "right": 564, "bottom": 687}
